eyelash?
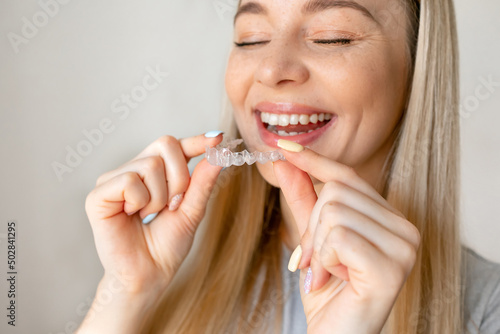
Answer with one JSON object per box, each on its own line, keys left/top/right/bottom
{"left": 234, "top": 41, "right": 269, "bottom": 47}
{"left": 314, "top": 38, "right": 352, "bottom": 45}
{"left": 233, "top": 39, "right": 352, "bottom": 48}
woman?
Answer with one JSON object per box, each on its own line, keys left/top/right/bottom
{"left": 77, "top": 0, "right": 500, "bottom": 333}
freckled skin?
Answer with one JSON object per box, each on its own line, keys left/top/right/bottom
{"left": 226, "top": 0, "right": 409, "bottom": 191}
{"left": 226, "top": 0, "right": 410, "bottom": 249}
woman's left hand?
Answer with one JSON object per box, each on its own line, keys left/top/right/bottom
{"left": 273, "top": 144, "right": 421, "bottom": 334}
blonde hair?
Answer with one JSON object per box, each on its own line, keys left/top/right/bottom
{"left": 149, "top": 0, "right": 463, "bottom": 333}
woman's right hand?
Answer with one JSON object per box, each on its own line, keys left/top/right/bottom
{"left": 85, "top": 133, "right": 223, "bottom": 296}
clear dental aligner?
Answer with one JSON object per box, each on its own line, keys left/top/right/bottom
{"left": 205, "top": 139, "right": 285, "bottom": 167}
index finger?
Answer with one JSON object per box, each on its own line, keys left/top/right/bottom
{"left": 277, "top": 139, "right": 403, "bottom": 217}
{"left": 134, "top": 132, "right": 224, "bottom": 162}
{"left": 179, "top": 132, "right": 225, "bottom": 160}
{"left": 97, "top": 132, "right": 223, "bottom": 188}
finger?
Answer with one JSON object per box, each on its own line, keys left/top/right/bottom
{"left": 179, "top": 132, "right": 224, "bottom": 160}
{"left": 273, "top": 160, "right": 318, "bottom": 270}
{"left": 272, "top": 160, "right": 317, "bottom": 238}
{"left": 298, "top": 178, "right": 419, "bottom": 275}
{"left": 141, "top": 158, "right": 222, "bottom": 272}
{"left": 135, "top": 134, "right": 223, "bottom": 205}
{"left": 277, "top": 142, "right": 403, "bottom": 218}
{"left": 309, "top": 202, "right": 352, "bottom": 288}
{"left": 319, "top": 225, "right": 386, "bottom": 288}
{"left": 135, "top": 133, "right": 223, "bottom": 162}
{"left": 87, "top": 172, "right": 150, "bottom": 222}
{"left": 132, "top": 156, "right": 169, "bottom": 218}
{"left": 97, "top": 133, "right": 223, "bottom": 186}
{"left": 313, "top": 181, "right": 421, "bottom": 250}
{"left": 93, "top": 156, "right": 170, "bottom": 219}
{"left": 85, "top": 172, "right": 152, "bottom": 266}
{"left": 145, "top": 158, "right": 222, "bottom": 253}
{"left": 153, "top": 138, "right": 190, "bottom": 205}
{"left": 311, "top": 201, "right": 405, "bottom": 290}
{"left": 171, "top": 158, "right": 223, "bottom": 233}
{"left": 320, "top": 225, "right": 415, "bottom": 299}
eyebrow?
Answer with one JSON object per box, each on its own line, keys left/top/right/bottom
{"left": 234, "top": 0, "right": 376, "bottom": 25}
{"left": 303, "top": 0, "right": 375, "bottom": 21}
{"left": 234, "top": 2, "right": 266, "bottom": 24}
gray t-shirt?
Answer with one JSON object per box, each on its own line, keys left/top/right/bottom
{"left": 280, "top": 244, "right": 500, "bottom": 333}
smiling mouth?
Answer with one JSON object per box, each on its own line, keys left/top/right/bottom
{"left": 259, "top": 111, "right": 334, "bottom": 136}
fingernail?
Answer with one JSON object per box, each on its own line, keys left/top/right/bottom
{"left": 288, "top": 245, "right": 302, "bottom": 272}
{"left": 142, "top": 213, "right": 158, "bottom": 224}
{"left": 127, "top": 210, "right": 139, "bottom": 216}
{"left": 168, "top": 193, "right": 184, "bottom": 211}
{"left": 304, "top": 267, "right": 313, "bottom": 294}
{"left": 204, "top": 131, "right": 224, "bottom": 138}
{"left": 277, "top": 139, "right": 304, "bottom": 153}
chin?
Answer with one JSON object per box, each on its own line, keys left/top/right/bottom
{"left": 255, "top": 162, "right": 280, "bottom": 188}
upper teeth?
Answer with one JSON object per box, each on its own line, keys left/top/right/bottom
{"left": 261, "top": 112, "right": 332, "bottom": 126}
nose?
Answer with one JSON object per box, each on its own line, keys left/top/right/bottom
{"left": 254, "top": 40, "right": 310, "bottom": 88}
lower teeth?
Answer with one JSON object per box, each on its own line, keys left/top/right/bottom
{"left": 270, "top": 126, "right": 313, "bottom": 136}
{"left": 267, "top": 124, "right": 323, "bottom": 136}
{"left": 277, "top": 130, "right": 302, "bottom": 136}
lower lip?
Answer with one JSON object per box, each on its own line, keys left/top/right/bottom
{"left": 256, "top": 112, "right": 337, "bottom": 148}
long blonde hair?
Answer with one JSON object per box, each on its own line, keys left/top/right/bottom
{"left": 149, "top": 0, "right": 463, "bottom": 333}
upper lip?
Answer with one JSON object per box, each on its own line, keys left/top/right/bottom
{"left": 253, "top": 101, "right": 335, "bottom": 115}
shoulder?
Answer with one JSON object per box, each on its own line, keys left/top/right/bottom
{"left": 462, "top": 246, "right": 500, "bottom": 333}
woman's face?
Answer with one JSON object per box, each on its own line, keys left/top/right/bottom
{"left": 225, "top": 0, "right": 411, "bottom": 188}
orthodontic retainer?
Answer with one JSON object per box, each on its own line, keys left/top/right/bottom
{"left": 205, "top": 139, "right": 285, "bottom": 167}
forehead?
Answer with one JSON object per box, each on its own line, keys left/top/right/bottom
{"left": 234, "top": 0, "right": 411, "bottom": 36}
{"left": 235, "top": 0, "right": 382, "bottom": 23}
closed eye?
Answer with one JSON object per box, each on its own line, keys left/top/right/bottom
{"left": 313, "top": 39, "right": 352, "bottom": 45}
{"left": 234, "top": 39, "right": 352, "bottom": 48}
{"left": 234, "top": 41, "right": 270, "bottom": 47}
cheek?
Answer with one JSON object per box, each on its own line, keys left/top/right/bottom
{"left": 309, "top": 43, "right": 407, "bottom": 165}
{"left": 355, "top": 47, "right": 407, "bottom": 135}
{"left": 225, "top": 53, "right": 253, "bottom": 133}
{"left": 225, "top": 53, "right": 250, "bottom": 111}
{"left": 335, "top": 44, "right": 406, "bottom": 123}
{"left": 225, "top": 53, "right": 264, "bottom": 151}
{"left": 359, "top": 57, "right": 406, "bottom": 161}
{"left": 324, "top": 46, "right": 406, "bottom": 113}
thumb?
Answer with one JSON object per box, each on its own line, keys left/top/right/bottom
{"left": 273, "top": 160, "right": 317, "bottom": 238}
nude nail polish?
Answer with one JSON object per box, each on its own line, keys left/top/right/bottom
{"left": 288, "top": 245, "right": 302, "bottom": 272}
{"left": 277, "top": 139, "right": 304, "bottom": 153}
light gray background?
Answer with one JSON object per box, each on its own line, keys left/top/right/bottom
{"left": 0, "top": 1, "right": 498, "bottom": 333}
